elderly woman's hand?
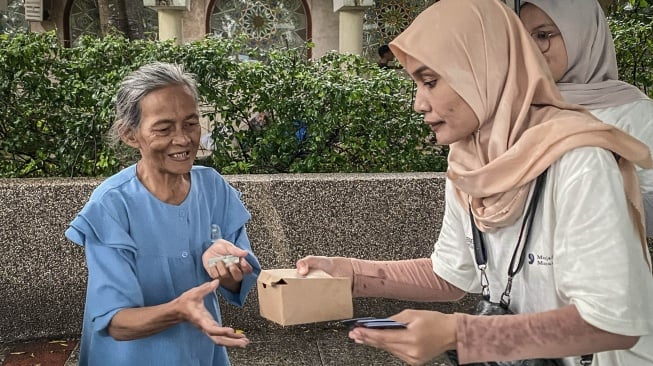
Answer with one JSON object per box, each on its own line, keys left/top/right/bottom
{"left": 174, "top": 280, "right": 250, "bottom": 347}
{"left": 202, "top": 239, "right": 253, "bottom": 292}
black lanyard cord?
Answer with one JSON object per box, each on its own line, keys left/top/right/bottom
{"left": 507, "top": 169, "right": 548, "bottom": 278}
{"left": 469, "top": 169, "right": 548, "bottom": 305}
{"left": 468, "top": 168, "right": 592, "bottom": 365}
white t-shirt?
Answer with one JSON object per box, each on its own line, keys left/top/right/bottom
{"left": 590, "top": 99, "right": 653, "bottom": 237}
{"left": 432, "top": 146, "right": 653, "bottom": 366}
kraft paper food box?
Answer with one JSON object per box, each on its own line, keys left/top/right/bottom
{"left": 256, "top": 269, "right": 353, "bottom": 326}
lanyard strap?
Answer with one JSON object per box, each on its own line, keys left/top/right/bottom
{"left": 469, "top": 169, "right": 548, "bottom": 306}
{"left": 468, "top": 169, "right": 593, "bottom": 365}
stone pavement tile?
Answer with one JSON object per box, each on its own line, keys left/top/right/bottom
{"left": 228, "top": 326, "right": 455, "bottom": 366}
{"left": 1, "top": 323, "right": 455, "bottom": 366}
{"left": 227, "top": 327, "right": 344, "bottom": 366}
{"left": 318, "top": 337, "right": 408, "bottom": 366}
{"left": 317, "top": 337, "right": 454, "bottom": 366}
{"left": 64, "top": 342, "right": 79, "bottom": 366}
{"left": 1, "top": 338, "right": 78, "bottom": 366}
{"left": 0, "top": 342, "right": 9, "bottom": 363}
{"left": 228, "top": 339, "right": 322, "bottom": 365}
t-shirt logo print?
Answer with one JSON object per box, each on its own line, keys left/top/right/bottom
{"left": 528, "top": 253, "right": 554, "bottom": 266}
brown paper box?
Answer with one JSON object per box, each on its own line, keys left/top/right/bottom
{"left": 256, "top": 268, "right": 353, "bottom": 326}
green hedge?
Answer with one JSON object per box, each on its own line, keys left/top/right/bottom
{"left": 609, "top": 3, "right": 653, "bottom": 96}
{"left": 4, "top": 7, "right": 649, "bottom": 179}
{"left": 0, "top": 32, "right": 446, "bottom": 178}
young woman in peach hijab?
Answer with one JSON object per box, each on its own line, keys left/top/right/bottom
{"left": 297, "top": 0, "right": 653, "bottom": 365}
{"left": 519, "top": 0, "right": 653, "bottom": 237}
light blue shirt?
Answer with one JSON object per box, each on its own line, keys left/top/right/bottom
{"left": 65, "top": 165, "right": 260, "bottom": 366}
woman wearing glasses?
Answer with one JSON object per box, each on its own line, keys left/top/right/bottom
{"left": 520, "top": 0, "right": 653, "bottom": 236}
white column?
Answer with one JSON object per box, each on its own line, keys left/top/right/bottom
{"left": 158, "top": 9, "right": 184, "bottom": 45}
{"left": 338, "top": 9, "right": 365, "bottom": 55}
{"left": 333, "top": 0, "right": 374, "bottom": 56}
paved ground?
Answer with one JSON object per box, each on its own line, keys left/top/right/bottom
{"left": 0, "top": 324, "right": 455, "bottom": 366}
{"left": 0, "top": 338, "right": 79, "bottom": 366}
{"left": 0, "top": 292, "right": 475, "bottom": 365}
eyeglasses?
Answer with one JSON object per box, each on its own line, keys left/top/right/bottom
{"left": 530, "top": 30, "right": 561, "bottom": 54}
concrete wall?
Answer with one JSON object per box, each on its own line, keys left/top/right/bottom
{"left": 3, "top": 174, "right": 651, "bottom": 343}
{"left": 0, "top": 173, "right": 458, "bottom": 343}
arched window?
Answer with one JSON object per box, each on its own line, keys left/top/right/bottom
{"left": 363, "top": 0, "right": 437, "bottom": 60}
{"left": 0, "top": 0, "right": 29, "bottom": 35}
{"left": 64, "top": 0, "right": 158, "bottom": 47}
{"left": 208, "top": 0, "right": 311, "bottom": 52}
{"left": 68, "top": 0, "right": 101, "bottom": 46}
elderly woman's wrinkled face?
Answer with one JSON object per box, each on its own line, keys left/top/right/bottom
{"left": 520, "top": 3, "right": 568, "bottom": 82}
{"left": 126, "top": 84, "right": 201, "bottom": 177}
{"left": 405, "top": 55, "right": 479, "bottom": 145}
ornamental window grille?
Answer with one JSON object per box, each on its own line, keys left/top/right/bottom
{"left": 0, "top": 0, "right": 29, "bottom": 35}
{"left": 209, "top": 0, "right": 309, "bottom": 52}
{"left": 68, "top": 0, "right": 158, "bottom": 47}
{"left": 363, "top": 0, "right": 437, "bottom": 61}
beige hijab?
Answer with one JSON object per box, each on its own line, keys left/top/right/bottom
{"left": 389, "top": 0, "right": 652, "bottom": 259}
{"left": 523, "top": 0, "right": 648, "bottom": 109}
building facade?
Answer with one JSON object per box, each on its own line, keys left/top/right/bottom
{"left": 1, "top": 0, "right": 515, "bottom": 59}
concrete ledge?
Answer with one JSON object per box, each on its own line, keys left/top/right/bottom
{"left": 2, "top": 174, "right": 651, "bottom": 345}
{"left": 0, "top": 173, "right": 466, "bottom": 343}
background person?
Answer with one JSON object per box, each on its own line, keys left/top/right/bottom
{"left": 377, "top": 44, "right": 400, "bottom": 69}
{"left": 520, "top": 0, "right": 653, "bottom": 236}
{"left": 249, "top": 111, "right": 267, "bottom": 132}
{"left": 297, "top": 0, "right": 653, "bottom": 365}
{"left": 66, "top": 62, "right": 260, "bottom": 366}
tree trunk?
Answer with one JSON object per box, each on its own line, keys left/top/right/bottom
{"left": 123, "top": 1, "right": 145, "bottom": 40}
{"left": 101, "top": 0, "right": 145, "bottom": 40}
{"left": 97, "top": 0, "right": 111, "bottom": 36}
{"left": 598, "top": 0, "right": 618, "bottom": 14}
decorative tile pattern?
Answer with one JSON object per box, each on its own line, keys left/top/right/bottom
{"left": 209, "top": 0, "right": 308, "bottom": 50}
{"left": 69, "top": 0, "right": 101, "bottom": 46}
{"left": 69, "top": 0, "right": 158, "bottom": 47}
{"left": 363, "top": 0, "right": 438, "bottom": 60}
{"left": 0, "top": 0, "right": 29, "bottom": 35}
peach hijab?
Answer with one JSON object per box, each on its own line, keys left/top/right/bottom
{"left": 389, "top": 0, "right": 652, "bottom": 251}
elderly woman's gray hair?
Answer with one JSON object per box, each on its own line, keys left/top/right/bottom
{"left": 108, "top": 62, "right": 199, "bottom": 146}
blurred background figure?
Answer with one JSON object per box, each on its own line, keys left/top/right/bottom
{"left": 377, "top": 44, "right": 400, "bottom": 69}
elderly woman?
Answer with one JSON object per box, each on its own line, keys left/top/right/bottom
{"left": 297, "top": 0, "right": 653, "bottom": 365}
{"left": 66, "top": 62, "right": 260, "bottom": 366}
{"left": 519, "top": 0, "right": 653, "bottom": 236}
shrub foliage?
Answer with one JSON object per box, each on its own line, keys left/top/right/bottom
{"left": 3, "top": 3, "right": 650, "bottom": 179}
{"left": 0, "top": 32, "right": 446, "bottom": 177}
{"left": 608, "top": 1, "right": 653, "bottom": 96}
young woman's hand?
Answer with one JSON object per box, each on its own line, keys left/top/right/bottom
{"left": 202, "top": 239, "right": 253, "bottom": 292}
{"left": 295, "top": 256, "right": 354, "bottom": 279}
{"left": 348, "top": 309, "right": 457, "bottom": 366}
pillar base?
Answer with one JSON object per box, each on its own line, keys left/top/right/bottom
{"left": 158, "top": 9, "right": 183, "bottom": 45}
{"left": 338, "top": 10, "right": 365, "bottom": 55}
